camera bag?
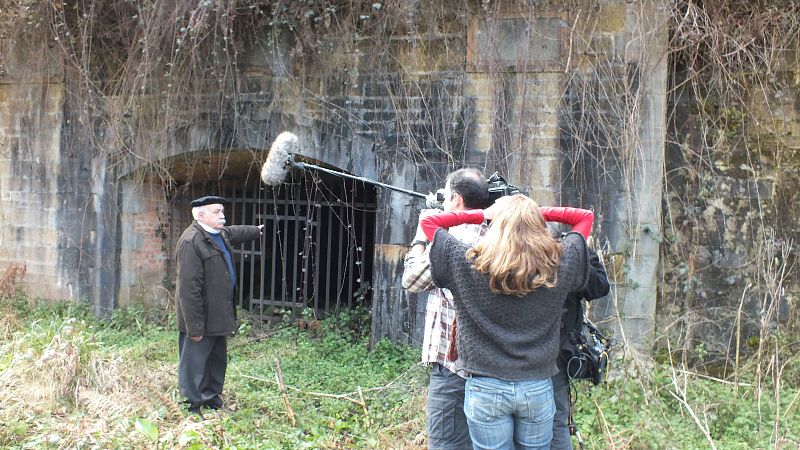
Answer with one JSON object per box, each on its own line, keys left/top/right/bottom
{"left": 562, "top": 300, "right": 612, "bottom": 385}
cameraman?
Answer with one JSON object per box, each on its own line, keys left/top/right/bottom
{"left": 402, "top": 168, "right": 489, "bottom": 450}
{"left": 419, "top": 195, "right": 594, "bottom": 450}
{"left": 550, "top": 242, "right": 610, "bottom": 450}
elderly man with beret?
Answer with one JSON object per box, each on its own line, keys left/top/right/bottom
{"left": 176, "top": 195, "right": 263, "bottom": 414}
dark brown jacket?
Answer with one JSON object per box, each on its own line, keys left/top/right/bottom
{"left": 176, "top": 222, "right": 261, "bottom": 337}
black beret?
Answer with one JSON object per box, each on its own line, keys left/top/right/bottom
{"left": 190, "top": 196, "right": 227, "bottom": 208}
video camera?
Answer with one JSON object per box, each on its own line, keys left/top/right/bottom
{"left": 486, "top": 172, "right": 523, "bottom": 203}
{"left": 425, "top": 172, "right": 524, "bottom": 209}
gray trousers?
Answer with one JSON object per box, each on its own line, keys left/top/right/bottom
{"left": 427, "top": 363, "right": 472, "bottom": 450}
{"left": 178, "top": 332, "right": 227, "bottom": 408}
{"left": 551, "top": 358, "right": 573, "bottom": 450}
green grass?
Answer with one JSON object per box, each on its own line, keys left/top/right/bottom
{"left": 569, "top": 357, "right": 800, "bottom": 450}
{"left": 1, "top": 294, "right": 799, "bottom": 449}
{"left": 0, "top": 297, "right": 427, "bottom": 449}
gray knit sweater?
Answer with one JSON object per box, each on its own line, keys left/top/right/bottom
{"left": 430, "top": 229, "right": 589, "bottom": 381}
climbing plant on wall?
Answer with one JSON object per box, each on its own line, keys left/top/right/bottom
{"left": 662, "top": 0, "right": 799, "bottom": 366}
{"left": 1, "top": 0, "right": 798, "bottom": 361}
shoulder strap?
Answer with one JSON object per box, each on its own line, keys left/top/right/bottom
{"left": 574, "top": 296, "right": 586, "bottom": 332}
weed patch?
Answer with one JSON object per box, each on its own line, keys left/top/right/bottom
{"left": 0, "top": 299, "right": 427, "bottom": 449}
{"left": 2, "top": 297, "right": 799, "bottom": 448}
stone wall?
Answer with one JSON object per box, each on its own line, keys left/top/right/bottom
{"left": 118, "top": 180, "right": 171, "bottom": 308}
{"left": 0, "top": 37, "right": 70, "bottom": 299}
{"left": 0, "top": 1, "right": 672, "bottom": 350}
{"left": 662, "top": 62, "right": 800, "bottom": 358}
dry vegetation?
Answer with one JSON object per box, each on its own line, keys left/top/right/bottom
{"left": 1, "top": 0, "right": 796, "bottom": 352}
{"left": 1, "top": 293, "right": 799, "bottom": 449}
{"left": 1, "top": 0, "right": 799, "bottom": 447}
{"left": 0, "top": 295, "right": 429, "bottom": 448}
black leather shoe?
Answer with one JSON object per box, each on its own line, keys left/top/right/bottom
{"left": 205, "top": 396, "right": 224, "bottom": 410}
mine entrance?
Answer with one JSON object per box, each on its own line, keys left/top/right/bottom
{"left": 169, "top": 153, "right": 377, "bottom": 319}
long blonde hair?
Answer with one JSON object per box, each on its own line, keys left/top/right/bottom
{"left": 466, "top": 195, "right": 562, "bottom": 296}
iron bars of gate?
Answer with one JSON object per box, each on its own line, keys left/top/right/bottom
{"left": 221, "top": 171, "right": 377, "bottom": 320}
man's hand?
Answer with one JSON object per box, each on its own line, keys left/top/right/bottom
{"left": 483, "top": 195, "right": 514, "bottom": 220}
{"left": 406, "top": 209, "right": 438, "bottom": 254}
{"left": 258, "top": 224, "right": 264, "bottom": 235}
{"left": 413, "top": 209, "right": 438, "bottom": 242}
{"left": 418, "top": 208, "right": 438, "bottom": 220}
{"left": 190, "top": 335, "right": 203, "bottom": 343}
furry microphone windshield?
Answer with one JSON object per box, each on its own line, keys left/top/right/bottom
{"left": 259, "top": 130, "right": 427, "bottom": 200}
{"left": 260, "top": 131, "right": 299, "bottom": 185}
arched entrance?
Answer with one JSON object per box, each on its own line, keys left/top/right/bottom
{"left": 165, "top": 150, "right": 377, "bottom": 319}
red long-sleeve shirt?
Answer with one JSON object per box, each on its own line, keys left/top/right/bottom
{"left": 539, "top": 207, "right": 594, "bottom": 238}
{"left": 421, "top": 207, "right": 594, "bottom": 242}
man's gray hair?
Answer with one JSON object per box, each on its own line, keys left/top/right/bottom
{"left": 191, "top": 206, "right": 206, "bottom": 220}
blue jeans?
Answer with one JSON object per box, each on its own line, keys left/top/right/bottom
{"left": 464, "top": 376, "right": 555, "bottom": 450}
{"left": 427, "top": 363, "right": 472, "bottom": 450}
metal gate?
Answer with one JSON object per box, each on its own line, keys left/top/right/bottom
{"left": 170, "top": 166, "right": 377, "bottom": 319}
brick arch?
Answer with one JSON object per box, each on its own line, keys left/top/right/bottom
{"left": 117, "top": 147, "right": 379, "bottom": 320}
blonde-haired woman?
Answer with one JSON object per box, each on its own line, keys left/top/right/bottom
{"left": 420, "top": 194, "right": 593, "bottom": 450}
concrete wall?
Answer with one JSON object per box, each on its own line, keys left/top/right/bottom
{"left": 0, "top": 1, "right": 672, "bottom": 350}
{"left": 559, "top": 1, "right": 670, "bottom": 351}
{"left": 0, "top": 37, "right": 71, "bottom": 299}
{"left": 662, "top": 48, "right": 800, "bottom": 357}
{"left": 118, "top": 180, "right": 171, "bottom": 308}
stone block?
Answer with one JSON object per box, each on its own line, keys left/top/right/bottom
{"left": 622, "top": 316, "right": 656, "bottom": 352}
{"left": 20, "top": 274, "right": 69, "bottom": 299}
{"left": 586, "top": 35, "right": 615, "bottom": 60}
{"left": 527, "top": 189, "right": 558, "bottom": 208}
{"left": 594, "top": 4, "right": 627, "bottom": 33}
{"left": 514, "top": 155, "right": 559, "bottom": 193}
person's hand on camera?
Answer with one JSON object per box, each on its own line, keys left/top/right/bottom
{"left": 483, "top": 195, "right": 514, "bottom": 220}
{"left": 418, "top": 208, "right": 438, "bottom": 220}
{"left": 412, "top": 209, "right": 438, "bottom": 244}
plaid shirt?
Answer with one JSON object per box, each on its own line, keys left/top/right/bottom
{"left": 402, "top": 223, "right": 486, "bottom": 373}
